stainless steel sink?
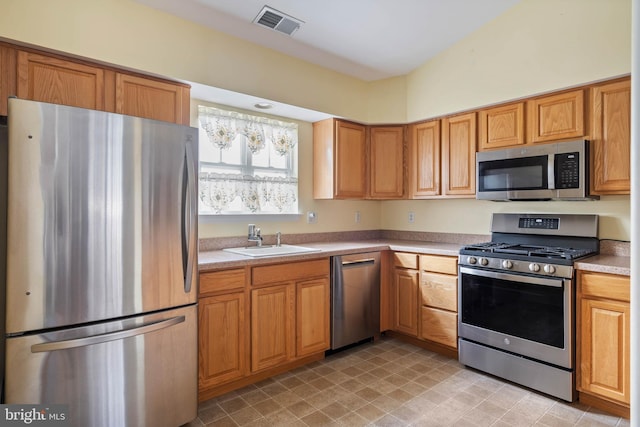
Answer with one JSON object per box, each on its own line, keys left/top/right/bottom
{"left": 223, "top": 244, "right": 321, "bottom": 257}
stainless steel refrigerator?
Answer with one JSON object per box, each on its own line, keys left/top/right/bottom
{"left": 0, "top": 98, "right": 199, "bottom": 427}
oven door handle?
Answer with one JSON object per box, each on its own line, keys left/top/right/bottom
{"left": 459, "top": 267, "right": 565, "bottom": 287}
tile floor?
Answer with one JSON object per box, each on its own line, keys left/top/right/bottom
{"left": 187, "top": 337, "right": 629, "bottom": 426}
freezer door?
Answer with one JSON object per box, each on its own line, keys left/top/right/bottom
{"left": 5, "top": 99, "right": 198, "bottom": 333}
{"left": 4, "top": 305, "right": 197, "bottom": 427}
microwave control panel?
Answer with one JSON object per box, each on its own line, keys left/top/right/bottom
{"left": 554, "top": 152, "right": 580, "bottom": 188}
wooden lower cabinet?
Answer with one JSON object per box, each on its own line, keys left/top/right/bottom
{"left": 392, "top": 253, "right": 419, "bottom": 336}
{"left": 577, "top": 271, "right": 630, "bottom": 416}
{"left": 198, "top": 292, "right": 247, "bottom": 390}
{"left": 251, "top": 284, "right": 295, "bottom": 372}
{"left": 418, "top": 255, "right": 458, "bottom": 350}
{"left": 198, "top": 259, "right": 330, "bottom": 400}
{"left": 296, "top": 278, "right": 331, "bottom": 357}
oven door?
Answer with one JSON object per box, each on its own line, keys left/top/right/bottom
{"left": 458, "top": 266, "right": 573, "bottom": 368}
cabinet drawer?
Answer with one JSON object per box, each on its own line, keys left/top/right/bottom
{"left": 420, "top": 307, "right": 457, "bottom": 348}
{"left": 420, "top": 273, "right": 457, "bottom": 312}
{"left": 394, "top": 253, "right": 418, "bottom": 269}
{"left": 419, "top": 255, "right": 457, "bottom": 275}
{"left": 579, "top": 271, "right": 630, "bottom": 302}
{"left": 252, "top": 259, "right": 329, "bottom": 286}
{"left": 199, "top": 269, "right": 246, "bottom": 295}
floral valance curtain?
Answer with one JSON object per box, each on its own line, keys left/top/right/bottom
{"left": 198, "top": 106, "right": 299, "bottom": 214}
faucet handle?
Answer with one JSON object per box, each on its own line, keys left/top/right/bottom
{"left": 276, "top": 231, "right": 281, "bottom": 247}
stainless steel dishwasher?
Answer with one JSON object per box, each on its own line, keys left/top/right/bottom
{"left": 330, "top": 252, "right": 380, "bottom": 350}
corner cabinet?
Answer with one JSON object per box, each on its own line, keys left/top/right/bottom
{"left": 369, "top": 126, "right": 405, "bottom": 199}
{"left": 392, "top": 253, "right": 419, "bottom": 336}
{"left": 590, "top": 79, "right": 631, "bottom": 195}
{"left": 313, "top": 118, "right": 367, "bottom": 199}
{"left": 0, "top": 42, "right": 190, "bottom": 125}
{"left": 441, "top": 112, "right": 477, "bottom": 197}
{"left": 577, "top": 271, "right": 630, "bottom": 417}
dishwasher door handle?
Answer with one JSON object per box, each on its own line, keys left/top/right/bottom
{"left": 342, "top": 258, "right": 376, "bottom": 267}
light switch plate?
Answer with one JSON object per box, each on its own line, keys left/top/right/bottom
{"left": 307, "top": 211, "right": 317, "bottom": 224}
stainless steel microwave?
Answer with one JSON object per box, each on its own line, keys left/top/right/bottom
{"left": 476, "top": 140, "right": 598, "bottom": 201}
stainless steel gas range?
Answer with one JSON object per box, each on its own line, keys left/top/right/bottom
{"left": 457, "top": 213, "right": 599, "bottom": 402}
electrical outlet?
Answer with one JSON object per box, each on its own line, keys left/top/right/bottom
{"left": 355, "top": 211, "right": 361, "bottom": 223}
{"left": 307, "top": 211, "right": 317, "bottom": 224}
{"left": 408, "top": 212, "right": 415, "bottom": 223}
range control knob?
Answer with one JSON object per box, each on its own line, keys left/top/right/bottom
{"left": 502, "top": 260, "right": 513, "bottom": 269}
{"left": 529, "top": 263, "right": 541, "bottom": 272}
{"left": 467, "top": 256, "right": 477, "bottom": 265}
{"left": 479, "top": 257, "right": 489, "bottom": 266}
{"left": 544, "top": 264, "right": 556, "bottom": 274}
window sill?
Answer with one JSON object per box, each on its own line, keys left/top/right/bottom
{"left": 198, "top": 213, "right": 303, "bottom": 224}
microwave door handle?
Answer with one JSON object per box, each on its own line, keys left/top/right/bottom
{"left": 548, "top": 155, "right": 555, "bottom": 189}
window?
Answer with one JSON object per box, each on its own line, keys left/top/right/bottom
{"left": 198, "top": 106, "right": 299, "bottom": 215}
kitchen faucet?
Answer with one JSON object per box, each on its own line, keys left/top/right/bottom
{"left": 247, "top": 224, "right": 263, "bottom": 246}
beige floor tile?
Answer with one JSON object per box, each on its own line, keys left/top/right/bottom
{"left": 192, "top": 338, "right": 625, "bottom": 427}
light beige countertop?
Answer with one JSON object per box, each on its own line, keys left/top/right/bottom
{"left": 575, "top": 254, "right": 631, "bottom": 276}
{"left": 198, "top": 239, "right": 463, "bottom": 272}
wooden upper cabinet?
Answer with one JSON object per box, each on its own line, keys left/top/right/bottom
{"left": 115, "top": 73, "right": 190, "bottom": 125}
{"left": 369, "top": 126, "right": 405, "bottom": 199}
{"left": 16, "top": 50, "right": 105, "bottom": 111}
{"left": 0, "top": 44, "right": 17, "bottom": 116}
{"left": 442, "top": 112, "right": 476, "bottom": 196}
{"left": 527, "top": 89, "right": 585, "bottom": 143}
{"left": 478, "top": 102, "right": 525, "bottom": 150}
{"left": 313, "top": 118, "right": 366, "bottom": 199}
{"left": 409, "top": 120, "right": 441, "bottom": 198}
{"left": 590, "top": 79, "right": 631, "bottom": 195}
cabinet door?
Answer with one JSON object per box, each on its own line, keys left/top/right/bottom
{"left": 394, "top": 268, "right": 419, "bottom": 336}
{"left": 579, "top": 298, "right": 630, "bottom": 405}
{"left": 369, "top": 126, "right": 404, "bottom": 199}
{"left": 16, "top": 50, "right": 105, "bottom": 110}
{"left": 409, "top": 120, "right": 440, "bottom": 198}
{"left": 442, "top": 112, "right": 476, "bottom": 196}
{"left": 590, "top": 79, "right": 631, "bottom": 195}
{"left": 420, "top": 306, "right": 457, "bottom": 348}
{"left": 527, "top": 89, "right": 585, "bottom": 143}
{"left": 198, "top": 292, "right": 246, "bottom": 389}
{"left": 115, "top": 73, "right": 190, "bottom": 125}
{"left": 0, "top": 44, "right": 17, "bottom": 116}
{"left": 335, "top": 120, "right": 367, "bottom": 198}
{"left": 251, "top": 284, "right": 295, "bottom": 372}
{"left": 296, "top": 278, "right": 330, "bottom": 357}
{"left": 478, "top": 102, "right": 525, "bottom": 150}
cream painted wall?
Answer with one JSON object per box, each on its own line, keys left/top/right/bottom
{"left": 1, "top": 0, "right": 632, "bottom": 240}
{"left": 406, "top": 0, "right": 631, "bottom": 121}
{"left": 0, "top": 0, "right": 370, "bottom": 122}
{"left": 381, "top": 197, "right": 631, "bottom": 241}
{"left": 383, "top": 0, "right": 633, "bottom": 242}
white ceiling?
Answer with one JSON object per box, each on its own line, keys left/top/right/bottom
{"left": 136, "top": 0, "right": 522, "bottom": 120}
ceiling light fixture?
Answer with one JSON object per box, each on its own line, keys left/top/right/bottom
{"left": 254, "top": 102, "right": 273, "bottom": 109}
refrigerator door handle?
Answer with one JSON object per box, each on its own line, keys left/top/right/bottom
{"left": 30, "top": 316, "right": 186, "bottom": 353}
{"left": 181, "top": 143, "right": 197, "bottom": 293}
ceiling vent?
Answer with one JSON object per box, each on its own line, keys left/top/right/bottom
{"left": 253, "top": 6, "right": 303, "bottom": 36}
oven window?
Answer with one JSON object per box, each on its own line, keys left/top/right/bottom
{"left": 460, "top": 272, "right": 564, "bottom": 348}
{"left": 478, "top": 155, "right": 548, "bottom": 191}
